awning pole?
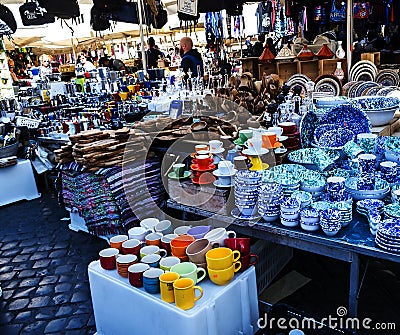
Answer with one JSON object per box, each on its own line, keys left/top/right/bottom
{"left": 137, "top": 0, "right": 147, "bottom": 74}
{"left": 346, "top": 0, "right": 353, "bottom": 78}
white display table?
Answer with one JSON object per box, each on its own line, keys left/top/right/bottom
{"left": 0, "top": 159, "right": 40, "bottom": 207}
{"left": 88, "top": 261, "right": 259, "bottom": 335}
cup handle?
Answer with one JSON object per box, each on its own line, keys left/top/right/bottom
{"left": 193, "top": 286, "right": 204, "bottom": 302}
{"left": 233, "top": 261, "right": 242, "bottom": 272}
{"left": 232, "top": 250, "right": 241, "bottom": 263}
{"left": 249, "top": 254, "right": 259, "bottom": 266}
{"left": 227, "top": 231, "right": 236, "bottom": 238}
{"left": 196, "top": 268, "right": 206, "bottom": 283}
{"left": 159, "top": 249, "right": 167, "bottom": 258}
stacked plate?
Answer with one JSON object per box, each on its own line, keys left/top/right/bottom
{"left": 286, "top": 74, "right": 312, "bottom": 96}
{"left": 301, "top": 170, "right": 326, "bottom": 200}
{"left": 280, "top": 198, "right": 301, "bottom": 227}
{"left": 233, "top": 170, "right": 262, "bottom": 219}
{"left": 291, "top": 191, "right": 312, "bottom": 209}
{"left": 300, "top": 208, "right": 320, "bottom": 232}
{"left": 349, "top": 60, "right": 378, "bottom": 82}
{"left": 334, "top": 201, "right": 353, "bottom": 227}
{"left": 278, "top": 179, "right": 301, "bottom": 197}
{"left": 375, "top": 219, "right": 400, "bottom": 253}
{"left": 356, "top": 199, "right": 384, "bottom": 218}
{"left": 311, "top": 201, "right": 335, "bottom": 212}
{"left": 368, "top": 208, "right": 382, "bottom": 235}
{"left": 320, "top": 208, "right": 342, "bottom": 237}
{"left": 314, "top": 75, "right": 342, "bottom": 96}
{"left": 376, "top": 69, "right": 400, "bottom": 87}
{"left": 258, "top": 183, "right": 284, "bottom": 222}
{"left": 384, "top": 203, "right": 400, "bottom": 219}
{"left": 377, "top": 86, "right": 399, "bottom": 96}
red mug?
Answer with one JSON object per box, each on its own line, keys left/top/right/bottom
{"left": 128, "top": 263, "right": 150, "bottom": 287}
{"left": 239, "top": 253, "right": 258, "bottom": 272}
{"left": 224, "top": 238, "right": 251, "bottom": 255}
{"left": 279, "top": 122, "right": 297, "bottom": 135}
{"left": 99, "top": 248, "right": 119, "bottom": 270}
{"left": 196, "top": 156, "right": 213, "bottom": 170}
{"left": 161, "top": 234, "right": 178, "bottom": 255}
{"left": 121, "top": 239, "right": 143, "bottom": 256}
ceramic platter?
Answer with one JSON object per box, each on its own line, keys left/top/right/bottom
{"left": 286, "top": 74, "right": 311, "bottom": 96}
{"left": 377, "top": 86, "right": 399, "bottom": 96}
{"left": 320, "top": 104, "right": 372, "bottom": 136}
{"left": 376, "top": 69, "right": 400, "bottom": 87}
{"left": 349, "top": 60, "right": 378, "bottom": 82}
{"left": 355, "top": 81, "right": 380, "bottom": 97}
{"left": 314, "top": 75, "right": 342, "bottom": 97}
{"left": 342, "top": 81, "right": 357, "bottom": 97}
{"left": 299, "top": 110, "right": 320, "bottom": 148}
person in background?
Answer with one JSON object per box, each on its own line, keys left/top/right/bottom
{"left": 39, "top": 54, "right": 52, "bottom": 80}
{"left": 179, "top": 37, "right": 204, "bottom": 77}
{"left": 98, "top": 56, "right": 126, "bottom": 72}
{"left": 8, "top": 59, "right": 18, "bottom": 84}
{"left": 253, "top": 33, "right": 265, "bottom": 57}
{"left": 266, "top": 37, "right": 278, "bottom": 56}
{"left": 146, "top": 37, "right": 163, "bottom": 68}
{"left": 76, "top": 52, "right": 96, "bottom": 73}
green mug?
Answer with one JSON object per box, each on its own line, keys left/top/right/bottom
{"left": 239, "top": 130, "right": 253, "bottom": 143}
{"left": 170, "top": 262, "right": 206, "bottom": 284}
{"left": 173, "top": 163, "right": 185, "bottom": 177}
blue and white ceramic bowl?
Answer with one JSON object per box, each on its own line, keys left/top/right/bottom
{"left": 318, "top": 128, "right": 355, "bottom": 149}
{"left": 288, "top": 148, "right": 340, "bottom": 170}
{"left": 346, "top": 176, "right": 390, "bottom": 200}
{"left": 280, "top": 198, "right": 300, "bottom": 211}
{"left": 343, "top": 140, "right": 365, "bottom": 159}
{"left": 313, "top": 124, "right": 339, "bottom": 144}
{"left": 281, "top": 218, "right": 299, "bottom": 227}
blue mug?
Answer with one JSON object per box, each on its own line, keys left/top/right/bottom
{"left": 143, "top": 268, "right": 164, "bottom": 294}
{"left": 141, "top": 254, "right": 162, "bottom": 268}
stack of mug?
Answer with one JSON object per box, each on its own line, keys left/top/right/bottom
{"left": 191, "top": 144, "right": 216, "bottom": 185}
{"left": 326, "top": 176, "right": 347, "bottom": 202}
{"left": 209, "top": 140, "right": 225, "bottom": 164}
{"left": 224, "top": 237, "right": 258, "bottom": 272}
{"left": 380, "top": 161, "right": 398, "bottom": 184}
{"left": 206, "top": 247, "right": 242, "bottom": 285}
{"left": 170, "top": 235, "right": 195, "bottom": 262}
{"left": 279, "top": 122, "right": 300, "bottom": 150}
{"left": 212, "top": 160, "right": 237, "bottom": 187}
{"left": 357, "top": 154, "right": 377, "bottom": 190}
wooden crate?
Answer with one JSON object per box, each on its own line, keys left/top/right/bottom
{"left": 297, "top": 60, "right": 319, "bottom": 80}
{"left": 361, "top": 52, "right": 380, "bottom": 66}
{"left": 258, "top": 63, "right": 277, "bottom": 79}
{"left": 240, "top": 57, "right": 260, "bottom": 79}
{"left": 318, "top": 59, "right": 347, "bottom": 79}
{"left": 277, "top": 61, "right": 298, "bottom": 82}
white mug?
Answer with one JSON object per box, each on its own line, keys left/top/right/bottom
{"left": 209, "top": 140, "right": 223, "bottom": 151}
{"left": 128, "top": 227, "right": 152, "bottom": 241}
{"left": 218, "top": 160, "right": 234, "bottom": 175}
{"left": 155, "top": 220, "right": 173, "bottom": 235}
{"left": 174, "top": 225, "right": 192, "bottom": 235}
{"left": 247, "top": 138, "right": 263, "bottom": 152}
{"left": 268, "top": 127, "right": 283, "bottom": 136}
{"left": 140, "top": 218, "right": 159, "bottom": 231}
{"left": 204, "top": 228, "right": 236, "bottom": 247}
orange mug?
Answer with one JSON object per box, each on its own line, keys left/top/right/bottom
{"left": 109, "top": 235, "right": 129, "bottom": 252}
{"left": 262, "top": 132, "right": 277, "bottom": 149}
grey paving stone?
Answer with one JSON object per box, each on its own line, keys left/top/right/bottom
{"left": 58, "top": 275, "right": 73, "bottom": 283}
{"left": 53, "top": 241, "right": 69, "bottom": 249}
{"left": 35, "top": 285, "right": 54, "bottom": 296}
{"left": 66, "top": 330, "right": 85, "bottom": 335}
{"left": 52, "top": 294, "right": 71, "bottom": 305}
{"left": 0, "top": 265, "right": 13, "bottom": 274}
{"left": 12, "top": 254, "right": 30, "bottom": 263}
{"left": 50, "top": 259, "right": 64, "bottom": 266}
{"left": 44, "top": 318, "right": 68, "bottom": 333}
{"left": 39, "top": 275, "right": 59, "bottom": 285}
{"left": 13, "top": 263, "right": 31, "bottom": 271}
{"left": 19, "top": 277, "right": 40, "bottom": 287}
{"left": 14, "top": 311, "right": 32, "bottom": 322}
{"left": 55, "top": 283, "right": 72, "bottom": 293}
{"left": 0, "top": 324, "right": 23, "bottom": 335}
{"left": 30, "top": 251, "right": 49, "bottom": 261}
{"left": 0, "top": 257, "right": 11, "bottom": 265}
{"left": 49, "top": 249, "right": 67, "bottom": 258}
{"left": 20, "top": 246, "right": 38, "bottom": 254}
{"left": 2, "top": 249, "right": 20, "bottom": 257}
{"left": 55, "top": 306, "right": 73, "bottom": 317}
{"left": 35, "top": 312, "right": 55, "bottom": 320}
{"left": 20, "top": 320, "right": 47, "bottom": 335}
{"left": 87, "top": 315, "right": 96, "bottom": 327}
{"left": 28, "top": 296, "right": 51, "bottom": 308}
{"left": 13, "top": 287, "right": 35, "bottom": 298}
{"left": 55, "top": 264, "right": 74, "bottom": 275}
{"left": 37, "top": 245, "right": 53, "bottom": 252}
{"left": 1, "top": 289, "right": 13, "bottom": 300}
{"left": 66, "top": 315, "right": 89, "bottom": 330}
{"left": 18, "top": 269, "right": 37, "bottom": 278}
{"left": 33, "top": 259, "right": 51, "bottom": 269}
{"left": 1, "top": 241, "right": 19, "bottom": 250}
{"left": 8, "top": 298, "right": 29, "bottom": 311}
{"left": 0, "top": 271, "right": 16, "bottom": 281}
{"left": 71, "top": 291, "right": 90, "bottom": 303}
{"left": 0, "top": 312, "right": 14, "bottom": 325}
{"left": 19, "top": 239, "right": 37, "bottom": 247}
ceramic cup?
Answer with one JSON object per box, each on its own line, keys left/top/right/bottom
{"left": 170, "top": 262, "right": 206, "bottom": 284}
{"left": 268, "top": 127, "right": 283, "bottom": 136}
{"left": 185, "top": 238, "right": 216, "bottom": 264}
{"left": 311, "top": 150, "right": 335, "bottom": 171}
{"left": 159, "top": 272, "right": 180, "bottom": 303}
{"left": 155, "top": 220, "right": 173, "bottom": 235}
{"left": 233, "top": 156, "right": 250, "bottom": 170}
{"left": 140, "top": 245, "right": 167, "bottom": 259}
{"left": 207, "top": 263, "right": 241, "bottom": 286}
{"left": 143, "top": 268, "right": 164, "bottom": 294}
{"left": 357, "top": 133, "right": 377, "bottom": 154}
{"left": 289, "top": 330, "right": 305, "bottom": 335}
{"left": 173, "top": 164, "right": 185, "bottom": 178}
{"left": 128, "top": 263, "right": 150, "bottom": 287}
{"left": 99, "top": 248, "right": 119, "bottom": 270}
{"left": 161, "top": 233, "right": 178, "bottom": 255}
{"left": 173, "top": 278, "right": 203, "bottom": 310}
{"left": 145, "top": 232, "right": 163, "bottom": 247}
{"left": 343, "top": 140, "right": 364, "bottom": 159}
{"left": 196, "top": 155, "right": 213, "bottom": 170}
{"left": 174, "top": 225, "right": 192, "bottom": 236}
{"left": 239, "top": 253, "right": 258, "bottom": 271}
{"left": 128, "top": 227, "right": 152, "bottom": 241}
{"left": 249, "top": 156, "right": 263, "bottom": 170}
{"left": 226, "top": 149, "right": 239, "bottom": 163}
{"left": 186, "top": 226, "right": 212, "bottom": 240}
{"left": 159, "top": 256, "right": 181, "bottom": 271}
{"left": 224, "top": 237, "right": 251, "bottom": 255}
{"left": 358, "top": 154, "right": 377, "bottom": 174}
{"left": 218, "top": 160, "right": 235, "bottom": 175}
{"left": 116, "top": 254, "right": 138, "bottom": 277}
{"left": 121, "top": 239, "right": 143, "bottom": 256}
{"left": 238, "top": 129, "right": 253, "bottom": 143}
{"left": 209, "top": 140, "right": 223, "bottom": 152}
{"left": 140, "top": 218, "right": 159, "bottom": 232}
{"left": 141, "top": 253, "right": 162, "bottom": 268}
{"left": 170, "top": 235, "right": 195, "bottom": 257}
{"left": 109, "top": 235, "right": 128, "bottom": 252}
{"left": 262, "top": 132, "right": 277, "bottom": 149}
{"left": 195, "top": 144, "right": 209, "bottom": 153}
{"left": 278, "top": 122, "right": 297, "bottom": 135}
{"left": 204, "top": 228, "right": 236, "bottom": 247}
{"left": 247, "top": 138, "right": 263, "bottom": 153}
{"left": 205, "top": 247, "right": 241, "bottom": 270}
{"left": 380, "top": 161, "right": 398, "bottom": 183}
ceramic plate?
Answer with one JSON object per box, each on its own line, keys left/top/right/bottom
{"left": 168, "top": 171, "right": 192, "bottom": 180}
{"left": 349, "top": 60, "right": 378, "bottom": 81}
{"left": 213, "top": 180, "right": 233, "bottom": 188}
{"left": 342, "top": 81, "right": 357, "bottom": 97}
{"left": 300, "top": 110, "right": 320, "bottom": 148}
{"left": 376, "top": 70, "right": 400, "bottom": 87}
{"left": 377, "top": 86, "right": 398, "bottom": 96}
{"left": 354, "top": 81, "right": 380, "bottom": 97}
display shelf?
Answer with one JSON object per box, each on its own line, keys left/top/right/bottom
{"left": 258, "top": 62, "right": 277, "bottom": 79}
{"left": 318, "top": 58, "right": 347, "bottom": 79}
{"left": 297, "top": 59, "right": 319, "bottom": 80}
{"left": 277, "top": 61, "right": 298, "bottom": 82}
{"left": 361, "top": 52, "right": 380, "bottom": 66}
{"left": 240, "top": 57, "right": 260, "bottom": 78}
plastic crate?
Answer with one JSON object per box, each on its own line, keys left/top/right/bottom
{"left": 15, "top": 116, "right": 40, "bottom": 129}
{"left": 251, "top": 240, "right": 293, "bottom": 294}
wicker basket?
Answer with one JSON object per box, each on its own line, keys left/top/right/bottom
{"left": 0, "top": 143, "right": 18, "bottom": 159}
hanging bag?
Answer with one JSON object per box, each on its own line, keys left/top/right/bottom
{"left": 93, "top": 0, "right": 126, "bottom": 13}
{"left": 0, "top": 4, "right": 17, "bottom": 36}
{"left": 329, "top": 0, "right": 346, "bottom": 23}
{"left": 354, "top": 2, "right": 371, "bottom": 19}
{"left": 38, "top": 0, "right": 80, "bottom": 19}
{"left": 19, "top": 0, "right": 55, "bottom": 26}
{"left": 110, "top": 1, "right": 139, "bottom": 24}
{"left": 153, "top": 1, "right": 168, "bottom": 29}
{"left": 90, "top": 6, "right": 111, "bottom": 31}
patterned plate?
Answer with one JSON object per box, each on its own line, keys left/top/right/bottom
{"left": 342, "top": 81, "right": 357, "bottom": 97}
{"left": 354, "top": 81, "right": 380, "bottom": 97}
{"left": 376, "top": 69, "right": 400, "bottom": 87}
{"left": 353, "top": 69, "right": 375, "bottom": 82}
{"left": 315, "top": 75, "right": 342, "bottom": 96}
{"left": 377, "top": 86, "right": 399, "bottom": 96}
{"left": 363, "top": 85, "right": 382, "bottom": 96}
{"left": 300, "top": 110, "right": 320, "bottom": 148}
{"left": 349, "top": 60, "right": 378, "bottom": 81}
{"left": 347, "top": 82, "right": 363, "bottom": 98}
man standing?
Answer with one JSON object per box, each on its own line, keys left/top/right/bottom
{"left": 180, "top": 37, "right": 204, "bottom": 77}
{"left": 146, "top": 37, "right": 163, "bottom": 69}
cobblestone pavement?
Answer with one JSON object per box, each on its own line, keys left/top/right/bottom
{"left": 0, "top": 191, "right": 108, "bottom": 335}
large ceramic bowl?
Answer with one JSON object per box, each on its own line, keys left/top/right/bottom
{"left": 345, "top": 177, "right": 390, "bottom": 200}
{"left": 363, "top": 109, "right": 396, "bottom": 126}
{"left": 350, "top": 96, "right": 399, "bottom": 126}
{"left": 288, "top": 148, "right": 340, "bottom": 170}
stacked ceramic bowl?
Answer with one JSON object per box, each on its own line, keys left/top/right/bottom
{"left": 380, "top": 161, "right": 398, "bottom": 184}
{"left": 300, "top": 208, "right": 320, "bottom": 232}
{"left": 234, "top": 170, "right": 262, "bottom": 216}
{"left": 280, "top": 198, "right": 301, "bottom": 227}
{"left": 334, "top": 201, "right": 353, "bottom": 227}
{"left": 319, "top": 208, "right": 342, "bottom": 236}
{"left": 357, "top": 154, "right": 377, "bottom": 191}
{"left": 356, "top": 199, "right": 385, "bottom": 217}
{"left": 384, "top": 203, "right": 400, "bottom": 219}
{"left": 345, "top": 176, "right": 390, "bottom": 200}
{"left": 300, "top": 170, "right": 326, "bottom": 200}
{"left": 385, "top": 137, "right": 400, "bottom": 163}
{"left": 291, "top": 191, "right": 312, "bottom": 209}
{"left": 258, "top": 183, "right": 283, "bottom": 222}
{"left": 279, "top": 178, "right": 301, "bottom": 197}
{"left": 375, "top": 219, "right": 400, "bottom": 253}
{"left": 367, "top": 209, "right": 382, "bottom": 235}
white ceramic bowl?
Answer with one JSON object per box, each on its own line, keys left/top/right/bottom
{"left": 280, "top": 212, "right": 300, "bottom": 220}
{"left": 321, "top": 228, "right": 340, "bottom": 237}
{"left": 364, "top": 109, "right": 396, "bottom": 126}
{"left": 300, "top": 216, "right": 320, "bottom": 225}
{"left": 281, "top": 219, "right": 299, "bottom": 227}
{"left": 300, "top": 222, "right": 320, "bottom": 232}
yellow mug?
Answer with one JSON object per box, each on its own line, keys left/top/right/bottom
{"left": 208, "top": 262, "right": 241, "bottom": 286}
{"left": 249, "top": 156, "right": 263, "bottom": 171}
{"left": 206, "top": 247, "right": 241, "bottom": 270}
{"left": 173, "top": 278, "right": 203, "bottom": 310}
{"left": 159, "top": 272, "right": 180, "bottom": 303}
